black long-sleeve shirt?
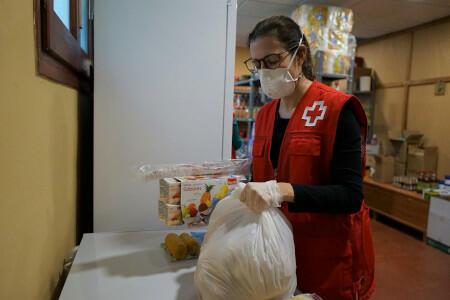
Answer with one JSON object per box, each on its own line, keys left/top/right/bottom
{"left": 270, "top": 102, "right": 363, "bottom": 214}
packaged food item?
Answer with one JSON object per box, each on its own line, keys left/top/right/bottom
{"left": 328, "top": 6, "right": 354, "bottom": 32}
{"left": 159, "top": 177, "right": 181, "bottom": 204}
{"left": 302, "top": 26, "right": 326, "bottom": 51}
{"left": 163, "top": 232, "right": 204, "bottom": 261}
{"left": 164, "top": 233, "right": 188, "bottom": 260}
{"left": 291, "top": 5, "right": 330, "bottom": 28}
{"left": 179, "top": 232, "right": 200, "bottom": 256}
{"left": 165, "top": 204, "right": 183, "bottom": 226}
{"left": 291, "top": 4, "right": 353, "bottom": 33}
{"left": 140, "top": 159, "right": 252, "bottom": 180}
{"left": 314, "top": 51, "right": 351, "bottom": 75}
{"left": 178, "top": 175, "right": 230, "bottom": 226}
{"left": 159, "top": 199, "right": 166, "bottom": 221}
{"left": 291, "top": 4, "right": 356, "bottom": 80}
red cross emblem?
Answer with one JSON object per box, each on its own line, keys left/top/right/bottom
{"left": 302, "top": 101, "right": 327, "bottom": 127}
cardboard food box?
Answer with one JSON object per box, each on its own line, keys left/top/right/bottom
{"left": 407, "top": 146, "right": 438, "bottom": 175}
{"left": 159, "top": 178, "right": 181, "bottom": 222}
{"left": 390, "top": 131, "right": 423, "bottom": 163}
{"left": 394, "top": 161, "right": 407, "bottom": 176}
{"left": 373, "top": 155, "right": 395, "bottom": 183}
{"left": 177, "top": 176, "right": 231, "bottom": 226}
{"left": 160, "top": 178, "right": 181, "bottom": 204}
{"left": 164, "top": 204, "right": 182, "bottom": 226}
{"left": 330, "top": 79, "right": 348, "bottom": 92}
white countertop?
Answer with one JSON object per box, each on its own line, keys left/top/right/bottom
{"left": 60, "top": 229, "right": 205, "bottom": 300}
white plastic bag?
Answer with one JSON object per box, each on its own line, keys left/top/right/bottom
{"left": 194, "top": 183, "right": 297, "bottom": 300}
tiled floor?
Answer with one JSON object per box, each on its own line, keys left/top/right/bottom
{"left": 370, "top": 220, "right": 450, "bottom": 300}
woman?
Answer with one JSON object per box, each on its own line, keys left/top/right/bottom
{"left": 239, "top": 16, "right": 375, "bottom": 300}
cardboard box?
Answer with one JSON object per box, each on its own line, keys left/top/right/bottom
{"left": 394, "top": 161, "right": 407, "bottom": 176}
{"left": 178, "top": 175, "right": 230, "bottom": 226}
{"left": 373, "top": 155, "right": 395, "bottom": 183}
{"left": 354, "top": 67, "right": 372, "bottom": 79}
{"left": 427, "top": 196, "right": 450, "bottom": 250}
{"left": 164, "top": 204, "right": 182, "bottom": 226}
{"left": 390, "top": 131, "right": 423, "bottom": 163}
{"left": 366, "top": 144, "right": 380, "bottom": 156}
{"left": 159, "top": 178, "right": 181, "bottom": 222}
{"left": 159, "top": 178, "right": 181, "bottom": 204}
{"left": 330, "top": 79, "right": 348, "bottom": 92}
{"left": 407, "top": 146, "right": 438, "bottom": 175}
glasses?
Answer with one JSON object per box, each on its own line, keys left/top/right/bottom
{"left": 244, "top": 46, "right": 297, "bottom": 73}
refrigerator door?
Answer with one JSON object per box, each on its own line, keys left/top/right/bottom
{"left": 94, "top": 0, "right": 236, "bottom": 232}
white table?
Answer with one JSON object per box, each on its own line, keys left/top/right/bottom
{"left": 60, "top": 230, "right": 205, "bottom": 300}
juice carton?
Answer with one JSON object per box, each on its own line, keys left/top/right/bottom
{"left": 165, "top": 204, "right": 183, "bottom": 226}
{"left": 159, "top": 178, "right": 181, "bottom": 204}
{"left": 177, "top": 175, "right": 231, "bottom": 226}
{"left": 159, "top": 178, "right": 181, "bottom": 222}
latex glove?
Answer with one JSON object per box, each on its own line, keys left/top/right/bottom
{"left": 239, "top": 180, "right": 283, "bottom": 213}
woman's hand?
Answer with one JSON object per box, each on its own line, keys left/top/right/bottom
{"left": 239, "top": 181, "right": 295, "bottom": 213}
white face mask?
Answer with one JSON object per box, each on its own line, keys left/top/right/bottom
{"left": 258, "top": 36, "right": 303, "bottom": 99}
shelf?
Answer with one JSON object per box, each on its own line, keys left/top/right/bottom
{"left": 234, "top": 90, "right": 251, "bottom": 95}
{"left": 354, "top": 90, "right": 374, "bottom": 95}
{"left": 363, "top": 178, "right": 429, "bottom": 239}
{"left": 319, "top": 73, "right": 348, "bottom": 80}
{"left": 364, "top": 178, "right": 424, "bottom": 201}
{"left": 234, "top": 78, "right": 260, "bottom": 87}
{"left": 235, "top": 118, "right": 254, "bottom": 122}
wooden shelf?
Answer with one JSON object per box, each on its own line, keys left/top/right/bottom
{"left": 364, "top": 178, "right": 424, "bottom": 201}
{"left": 364, "top": 178, "right": 430, "bottom": 240}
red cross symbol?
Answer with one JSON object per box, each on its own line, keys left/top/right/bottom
{"left": 302, "top": 101, "right": 327, "bottom": 127}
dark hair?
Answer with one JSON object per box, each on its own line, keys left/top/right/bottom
{"left": 248, "top": 16, "right": 315, "bottom": 81}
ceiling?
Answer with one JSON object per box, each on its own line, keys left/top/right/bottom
{"left": 236, "top": 0, "right": 450, "bottom": 46}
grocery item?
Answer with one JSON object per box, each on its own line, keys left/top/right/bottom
{"left": 140, "top": 159, "right": 252, "bottom": 180}
{"left": 291, "top": 4, "right": 353, "bottom": 33}
{"left": 158, "top": 200, "right": 165, "bottom": 221}
{"left": 165, "top": 204, "right": 182, "bottom": 226}
{"left": 328, "top": 6, "right": 353, "bottom": 32}
{"left": 291, "top": 294, "right": 322, "bottom": 300}
{"left": 179, "top": 232, "right": 200, "bottom": 256}
{"left": 159, "top": 177, "right": 181, "bottom": 204}
{"left": 291, "top": 4, "right": 356, "bottom": 79}
{"left": 445, "top": 175, "right": 450, "bottom": 185}
{"left": 159, "top": 177, "right": 181, "bottom": 222}
{"left": 314, "top": 51, "right": 351, "bottom": 75}
{"left": 178, "top": 175, "right": 230, "bottom": 226}
{"left": 164, "top": 233, "right": 188, "bottom": 260}
{"left": 163, "top": 232, "right": 203, "bottom": 261}
{"left": 195, "top": 183, "right": 296, "bottom": 300}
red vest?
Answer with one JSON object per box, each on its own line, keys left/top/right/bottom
{"left": 252, "top": 81, "right": 375, "bottom": 300}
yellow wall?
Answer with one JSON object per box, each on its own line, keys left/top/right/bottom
{"left": 407, "top": 84, "right": 450, "bottom": 173}
{"left": 357, "top": 19, "right": 450, "bottom": 177}
{"left": 0, "top": 1, "right": 78, "bottom": 300}
{"left": 235, "top": 46, "right": 251, "bottom": 77}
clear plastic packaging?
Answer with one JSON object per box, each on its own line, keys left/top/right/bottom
{"left": 328, "top": 6, "right": 354, "bottom": 32}
{"left": 291, "top": 4, "right": 353, "bottom": 33}
{"left": 291, "top": 294, "right": 323, "bottom": 300}
{"left": 194, "top": 183, "right": 297, "bottom": 300}
{"left": 291, "top": 4, "right": 356, "bottom": 77}
{"left": 139, "top": 159, "right": 251, "bottom": 180}
{"left": 313, "top": 51, "right": 352, "bottom": 75}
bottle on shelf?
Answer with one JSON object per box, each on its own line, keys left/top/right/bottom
{"left": 431, "top": 172, "right": 438, "bottom": 189}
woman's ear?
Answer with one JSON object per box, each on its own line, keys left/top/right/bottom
{"left": 296, "top": 45, "right": 307, "bottom": 68}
